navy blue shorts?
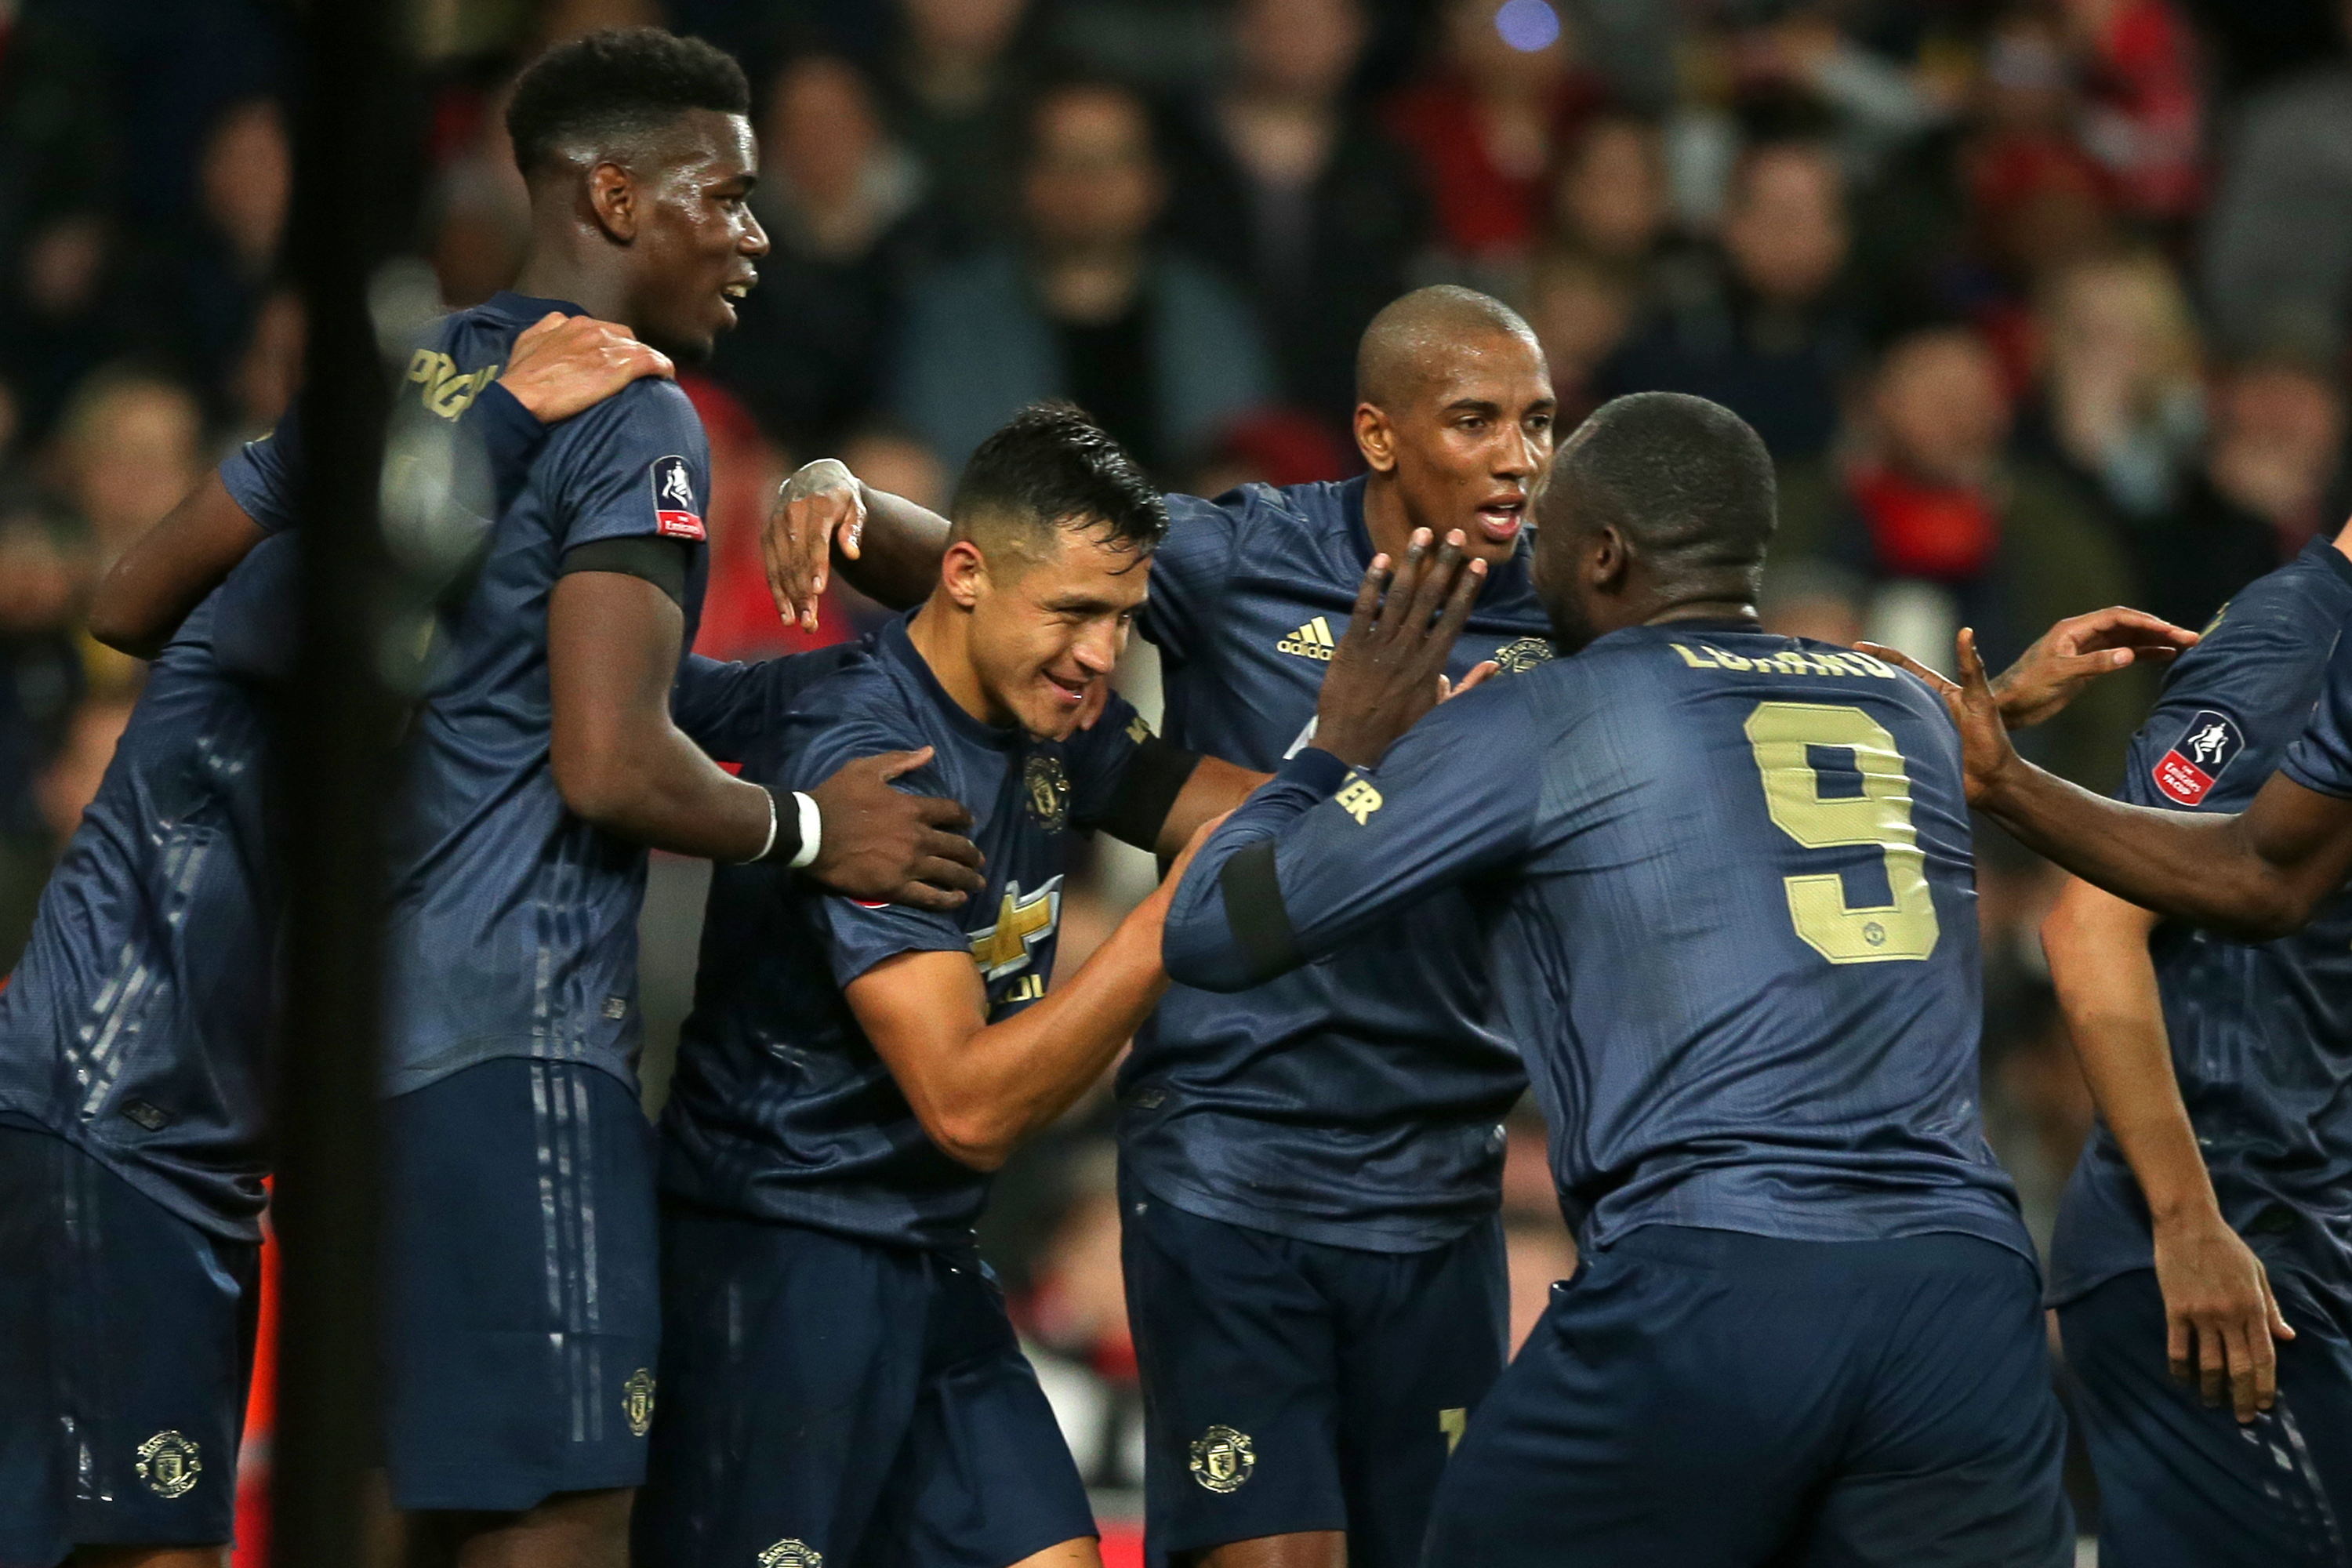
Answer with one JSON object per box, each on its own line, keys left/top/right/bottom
{"left": 1425, "top": 1225, "right": 2074, "bottom": 1568}
{"left": 2060, "top": 1267, "right": 2352, "bottom": 1566}
{"left": 633, "top": 1203, "right": 1097, "bottom": 1568}
{"left": 381, "top": 1057, "right": 660, "bottom": 1513}
{"left": 1120, "top": 1171, "right": 1508, "bottom": 1568}
{"left": 0, "top": 1122, "right": 260, "bottom": 1566}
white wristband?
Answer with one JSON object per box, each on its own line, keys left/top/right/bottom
{"left": 788, "top": 790, "right": 822, "bottom": 869}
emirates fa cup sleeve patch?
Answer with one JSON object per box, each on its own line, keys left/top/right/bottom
{"left": 652, "top": 455, "right": 705, "bottom": 541}
{"left": 2151, "top": 710, "right": 2245, "bottom": 805}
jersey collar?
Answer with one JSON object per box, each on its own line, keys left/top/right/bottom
{"left": 880, "top": 611, "right": 1023, "bottom": 753}
{"left": 481, "top": 290, "right": 589, "bottom": 324}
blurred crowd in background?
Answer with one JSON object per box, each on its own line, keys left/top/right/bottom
{"left": 7, "top": 0, "right": 2352, "bottom": 1513}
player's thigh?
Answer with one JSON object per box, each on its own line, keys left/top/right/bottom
{"left": 0, "top": 1124, "right": 259, "bottom": 1565}
{"left": 865, "top": 1255, "right": 1098, "bottom": 1568}
{"left": 1801, "top": 1236, "right": 2071, "bottom": 1568}
{"left": 1329, "top": 1218, "right": 1508, "bottom": 1568}
{"left": 630, "top": 1209, "right": 927, "bottom": 1568}
{"left": 2061, "top": 1269, "right": 2350, "bottom": 1568}
{"left": 1121, "top": 1177, "right": 1348, "bottom": 1561}
{"left": 380, "top": 1058, "right": 659, "bottom": 1517}
{"left": 1421, "top": 1231, "right": 1817, "bottom": 1568}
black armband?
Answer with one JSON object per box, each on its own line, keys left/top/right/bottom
{"left": 1092, "top": 732, "right": 1204, "bottom": 848}
{"left": 1218, "top": 840, "right": 1302, "bottom": 985}
{"left": 559, "top": 536, "right": 691, "bottom": 608}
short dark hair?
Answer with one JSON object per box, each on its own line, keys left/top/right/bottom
{"left": 506, "top": 28, "right": 750, "bottom": 178}
{"left": 951, "top": 402, "right": 1169, "bottom": 562}
{"left": 1544, "top": 392, "right": 1776, "bottom": 578}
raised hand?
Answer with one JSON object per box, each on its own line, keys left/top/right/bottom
{"left": 1855, "top": 629, "right": 2019, "bottom": 805}
{"left": 805, "top": 746, "right": 985, "bottom": 910}
{"left": 1313, "top": 528, "right": 1487, "bottom": 768}
{"left": 498, "top": 312, "right": 673, "bottom": 423}
{"left": 764, "top": 459, "right": 864, "bottom": 637}
{"left": 1989, "top": 606, "right": 2199, "bottom": 729}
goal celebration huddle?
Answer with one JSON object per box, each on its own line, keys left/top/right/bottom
{"left": 5, "top": 22, "right": 2350, "bottom": 1568}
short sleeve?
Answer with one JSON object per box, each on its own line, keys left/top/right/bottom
{"left": 218, "top": 405, "right": 305, "bottom": 535}
{"left": 783, "top": 714, "right": 971, "bottom": 985}
{"left": 1141, "top": 490, "right": 1245, "bottom": 662}
{"left": 2283, "top": 630, "right": 2352, "bottom": 800}
{"left": 1065, "top": 692, "right": 1150, "bottom": 826}
{"left": 210, "top": 533, "right": 303, "bottom": 683}
{"left": 545, "top": 379, "right": 711, "bottom": 553}
{"left": 2119, "top": 615, "right": 2314, "bottom": 814}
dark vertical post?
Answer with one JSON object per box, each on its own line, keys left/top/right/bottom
{"left": 274, "top": 0, "right": 404, "bottom": 1558}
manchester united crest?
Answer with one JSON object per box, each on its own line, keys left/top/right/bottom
{"left": 1492, "top": 636, "right": 1556, "bottom": 673}
{"left": 623, "top": 1368, "right": 656, "bottom": 1437}
{"left": 135, "top": 1430, "right": 201, "bottom": 1498}
{"left": 1189, "top": 1425, "right": 1256, "bottom": 1494}
{"left": 1024, "top": 754, "right": 1070, "bottom": 832}
{"left": 757, "top": 1540, "right": 823, "bottom": 1568}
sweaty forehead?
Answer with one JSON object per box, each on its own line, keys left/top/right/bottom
{"left": 628, "top": 109, "right": 757, "bottom": 183}
{"left": 1391, "top": 329, "right": 1547, "bottom": 412}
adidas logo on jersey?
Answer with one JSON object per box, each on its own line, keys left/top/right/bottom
{"left": 1277, "top": 616, "right": 1337, "bottom": 661}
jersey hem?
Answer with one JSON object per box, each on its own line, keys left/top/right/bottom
{"left": 1121, "top": 1153, "right": 1497, "bottom": 1254}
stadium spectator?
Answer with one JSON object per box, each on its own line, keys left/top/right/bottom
{"left": 1547, "top": 111, "right": 1669, "bottom": 268}
{"left": 2064, "top": 0, "right": 2203, "bottom": 225}
{"left": 151, "top": 97, "right": 290, "bottom": 399}
{"left": 1599, "top": 132, "right": 1857, "bottom": 462}
{"left": 1385, "top": 0, "right": 1602, "bottom": 274}
{"left": 1522, "top": 245, "right": 1635, "bottom": 423}
{"left": 2023, "top": 248, "right": 2205, "bottom": 522}
{"left": 889, "top": 78, "right": 1274, "bottom": 475}
{"left": 51, "top": 363, "right": 206, "bottom": 571}
{"left": 877, "top": 0, "right": 1037, "bottom": 255}
{"left": 1161, "top": 0, "right": 1426, "bottom": 434}
{"left": 2135, "top": 353, "right": 2348, "bottom": 633}
{"left": 2201, "top": 18, "right": 2352, "bottom": 360}
{"left": 1774, "top": 320, "right": 2144, "bottom": 789}
{"left": 710, "top": 52, "right": 946, "bottom": 450}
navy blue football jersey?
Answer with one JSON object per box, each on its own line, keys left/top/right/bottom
{"left": 1165, "top": 622, "right": 2034, "bottom": 1262}
{"left": 222, "top": 291, "right": 713, "bottom": 1098}
{"left": 0, "top": 559, "right": 285, "bottom": 1240}
{"left": 659, "top": 613, "right": 1150, "bottom": 1249}
{"left": 1120, "top": 477, "right": 1547, "bottom": 1250}
{"left": 2050, "top": 539, "right": 2352, "bottom": 1309}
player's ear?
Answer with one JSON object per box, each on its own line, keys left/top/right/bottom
{"left": 1589, "top": 524, "right": 1630, "bottom": 591}
{"left": 941, "top": 540, "right": 988, "bottom": 610}
{"left": 587, "top": 161, "right": 638, "bottom": 243}
{"left": 1354, "top": 403, "right": 1396, "bottom": 474}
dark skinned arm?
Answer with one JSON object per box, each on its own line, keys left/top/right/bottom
{"left": 2042, "top": 879, "right": 2293, "bottom": 1422}
{"left": 89, "top": 472, "right": 268, "bottom": 659}
{"left": 550, "top": 571, "right": 988, "bottom": 907}
{"left": 1886, "top": 628, "right": 2352, "bottom": 939}
{"left": 848, "top": 818, "right": 1219, "bottom": 1171}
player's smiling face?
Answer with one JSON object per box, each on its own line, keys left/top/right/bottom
{"left": 1367, "top": 331, "right": 1556, "bottom": 569}
{"left": 626, "top": 109, "right": 768, "bottom": 363}
{"left": 966, "top": 521, "right": 1151, "bottom": 742}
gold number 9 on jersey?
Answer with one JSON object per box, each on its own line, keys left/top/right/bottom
{"left": 1742, "top": 701, "right": 1940, "bottom": 964}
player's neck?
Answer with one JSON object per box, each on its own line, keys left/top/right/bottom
{"left": 906, "top": 597, "right": 1003, "bottom": 729}
{"left": 1646, "top": 598, "right": 1760, "bottom": 631}
{"left": 1360, "top": 474, "right": 1414, "bottom": 564}
{"left": 508, "top": 250, "right": 635, "bottom": 335}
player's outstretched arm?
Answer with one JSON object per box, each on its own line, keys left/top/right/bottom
{"left": 1886, "top": 630, "right": 2352, "bottom": 938}
{"left": 2042, "top": 878, "right": 2292, "bottom": 1423}
{"left": 763, "top": 459, "right": 953, "bottom": 633}
{"left": 550, "top": 572, "right": 984, "bottom": 906}
{"left": 1976, "top": 604, "right": 2199, "bottom": 728}
{"left": 91, "top": 313, "right": 670, "bottom": 659}
{"left": 849, "top": 816, "right": 1223, "bottom": 1171}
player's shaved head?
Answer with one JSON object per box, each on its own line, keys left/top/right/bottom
{"left": 1356, "top": 285, "right": 1540, "bottom": 411}
{"left": 949, "top": 402, "right": 1168, "bottom": 573}
{"left": 506, "top": 27, "right": 750, "bottom": 179}
{"left": 1542, "top": 393, "right": 1776, "bottom": 581}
